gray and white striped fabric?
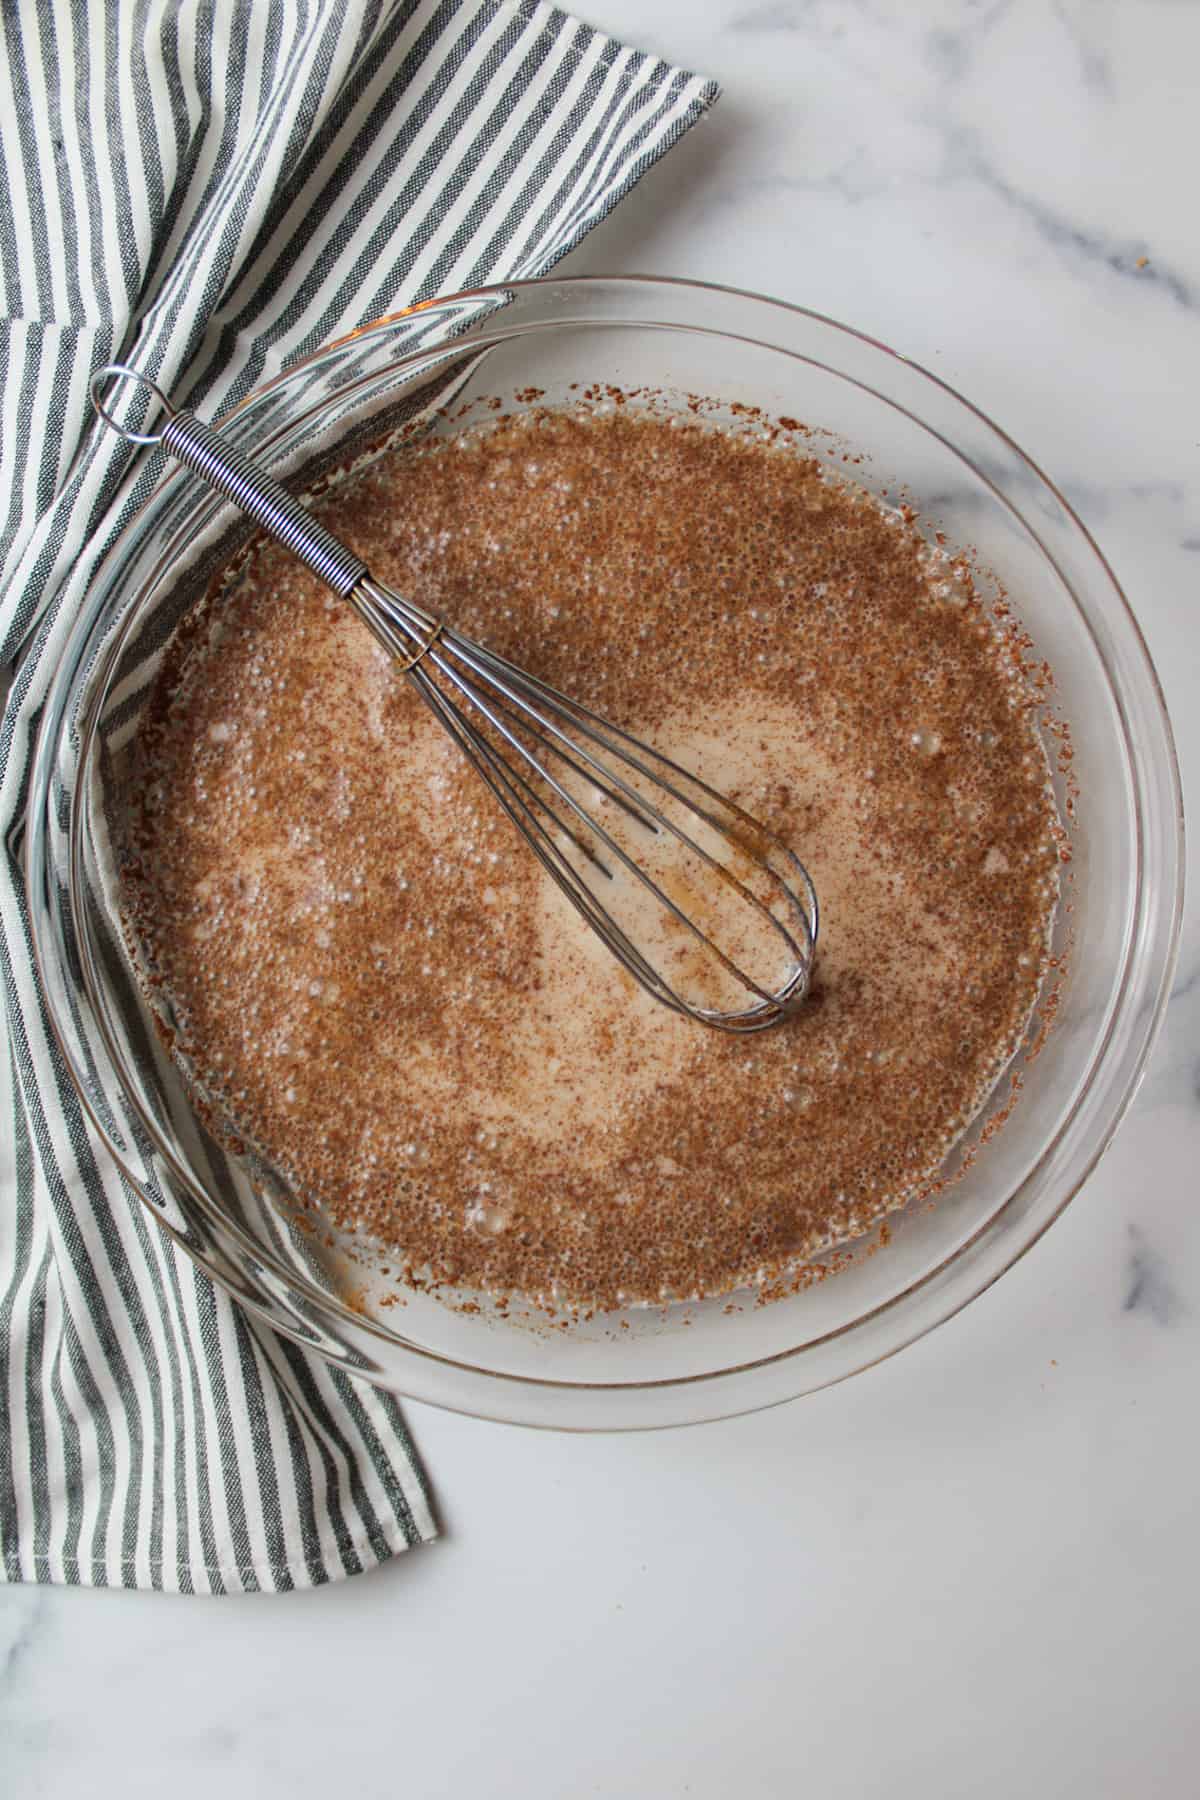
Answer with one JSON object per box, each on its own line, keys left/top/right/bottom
{"left": 0, "top": 0, "right": 718, "bottom": 1593}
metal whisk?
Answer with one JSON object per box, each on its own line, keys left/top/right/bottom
{"left": 91, "top": 365, "right": 818, "bottom": 1032}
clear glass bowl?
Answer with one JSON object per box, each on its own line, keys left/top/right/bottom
{"left": 26, "top": 276, "right": 1183, "bottom": 1428}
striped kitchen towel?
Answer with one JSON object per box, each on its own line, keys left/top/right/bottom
{"left": 0, "top": 0, "right": 718, "bottom": 1593}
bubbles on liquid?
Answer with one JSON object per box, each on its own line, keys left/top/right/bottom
{"left": 465, "top": 1189, "right": 513, "bottom": 1235}
{"left": 909, "top": 727, "right": 943, "bottom": 757}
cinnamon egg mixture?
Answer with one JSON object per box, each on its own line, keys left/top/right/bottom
{"left": 120, "top": 404, "right": 1063, "bottom": 1311}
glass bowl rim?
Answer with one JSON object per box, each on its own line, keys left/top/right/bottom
{"left": 26, "top": 272, "right": 1186, "bottom": 1424}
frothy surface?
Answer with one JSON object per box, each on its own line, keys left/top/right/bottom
{"left": 121, "top": 407, "right": 1062, "bottom": 1310}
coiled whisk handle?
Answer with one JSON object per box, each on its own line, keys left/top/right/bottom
{"left": 90, "top": 364, "right": 367, "bottom": 600}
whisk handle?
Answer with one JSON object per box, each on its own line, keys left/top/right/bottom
{"left": 159, "top": 411, "right": 368, "bottom": 598}
{"left": 89, "top": 364, "right": 367, "bottom": 599}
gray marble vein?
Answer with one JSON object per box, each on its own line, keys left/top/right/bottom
{"left": 940, "top": 126, "right": 1197, "bottom": 311}
{"left": 1123, "top": 1225, "right": 1184, "bottom": 1325}
{"left": 0, "top": 1591, "right": 38, "bottom": 1679}
{"left": 727, "top": 2, "right": 825, "bottom": 36}
{"left": 1050, "top": 0, "right": 1116, "bottom": 98}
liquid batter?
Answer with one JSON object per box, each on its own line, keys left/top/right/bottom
{"left": 120, "top": 405, "right": 1062, "bottom": 1310}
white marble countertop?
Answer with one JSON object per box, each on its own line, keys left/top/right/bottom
{"left": 3, "top": 2, "right": 1198, "bottom": 1793}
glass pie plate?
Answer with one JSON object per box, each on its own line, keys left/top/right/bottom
{"left": 26, "top": 276, "right": 1183, "bottom": 1428}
